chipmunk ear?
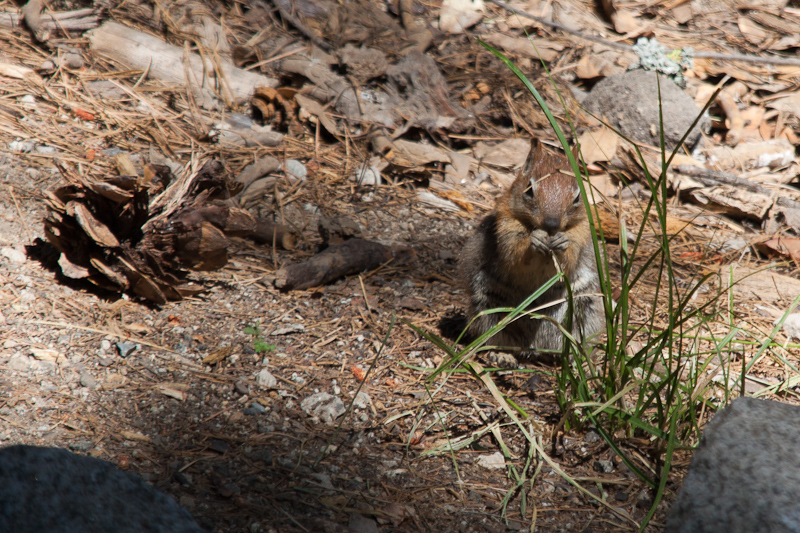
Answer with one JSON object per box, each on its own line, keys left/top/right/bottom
{"left": 521, "top": 138, "right": 547, "bottom": 180}
{"left": 571, "top": 143, "right": 580, "bottom": 161}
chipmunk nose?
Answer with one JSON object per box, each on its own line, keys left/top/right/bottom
{"left": 542, "top": 215, "right": 561, "bottom": 235}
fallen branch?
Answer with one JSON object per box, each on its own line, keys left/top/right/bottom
{"left": 86, "top": 21, "right": 278, "bottom": 109}
{"left": 275, "top": 239, "right": 413, "bottom": 290}
{"left": 21, "top": 0, "right": 48, "bottom": 41}
{"left": 251, "top": 219, "right": 296, "bottom": 250}
{"left": 674, "top": 165, "right": 800, "bottom": 210}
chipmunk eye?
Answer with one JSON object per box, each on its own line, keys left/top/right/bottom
{"left": 523, "top": 180, "right": 535, "bottom": 199}
{"left": 572, "top": 188, "right": 582, "bottom": 205}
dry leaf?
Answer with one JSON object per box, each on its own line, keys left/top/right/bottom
{"left": 505, "top": 0, "right": 552, "bottom": 28}
{"left": 737, "top": 16, "right": 769, "bottom": 45}
{"left": 672, "top": 4, "right": 692, "bottom": 24}
{"left": 296, "top": 93, "right": 340, "bottom": 135}
{"left": 473, "top": 138, "right": 530, "bottom": 168}
{"left": 767, "top": 93, "right": 800, "bottom": 119}
{"left": 752, "top": 236, "right": 800, "bottom": 264}
{"left": 432, "top": 188, "right": 474, "bottom": 212}
{"left": 416, "top": 190, "right": 460, "bottom": 212}
{"left": 664, "top": 215, "right": 691, "bottom": 236}
{"left": 102, "top": 373, "right": 128, "bottom": 390}
{"left": 611, "top": 10, "right": 641, "bottom": 34}
{"left": 391, "top": 139, "right": 451, "bottom": 167}
{"left": 480, "top": 34, "right": 562, "bottom": 62}
{"left": 439, "top": 0, "right": 484, "bottom": 34}
{"left": 577, "top": 126, "right": 620, "bottom": 164}
{"left": 588, "top": 173, "right": 616, "bottom": 200}
{"left": 576, "top": 55, "right": 602, "bottom": 79}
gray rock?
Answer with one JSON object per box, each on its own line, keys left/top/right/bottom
{"left": 80, "top": 373, "right": 97, "bottom": 389}
{"left": 234, "top": 380, "right": 251, "bottom": 396}
{"left": 583, "top": 69, "right": 710, "bottom": 150}
{"left": 256, "top": 368, "right": 277, "bottom": 388}
{"left": 301, "top": 392, "right": 345, "bottom": 425}
{"left": 116, "top": 341, "right": 138, "bottom": 357}
{"left": 667, "top": 397, "right": 800, "bottom": 533}
{"left": 0, "top": 247, "right": 26, "bottom": 264}
{"left": 782, "top": 313, "right": 800, "bottom": 342}
{"left": 353, "top": 391, "right": 371, "bottom": 409}
{"left": 0, "top": 445, "right": 206, "bottom": 532}
{"left": 593, "top": 460, "right": 613, "bottom": 473}
{"left": 7, "top": 354, "right": 31, "bottom": 372}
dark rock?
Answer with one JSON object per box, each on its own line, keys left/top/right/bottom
{"left": 209, "top": 439, "right": 231, "bottom": 454}
{"left": 593, "top": 460, "right": 613, "bottom": 473}
{"left": 115, "top": 341, "right": 138, "bottom": 357}
{"left": 667, "top": 397, "right": 800, "bottom": 532}
{"left": 0, "top": 445, "right": 206, "bottom": 532}
{"left": 234, "top": 380, "right": 251, "bottom": 396}
{"left": 243, "top": 401, "right": 267, "bottom": 415}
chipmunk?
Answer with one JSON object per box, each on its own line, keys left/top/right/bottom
{"left": 460, "top": 139, "right": 603, "bottom": 364}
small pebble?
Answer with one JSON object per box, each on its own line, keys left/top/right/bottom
{"left": 80, "top": 373, "right": 97, "bottom": 389}
{"left": 209, "top": 439, "right": 230, "bottom": 453}
{"left": 256, "top": 369, "right": 277, "bottom": 388}
{"left": 9, "top": 141, "right": 34, "bottom": 153}
{"left": 68, "top": 440, "right": 94, "bottom": 452}
{"left": 353, "top": 392, "right": 371, "bottom": 409}
{"left": 243, "top": 402, "right": 267, "bottom": 416}
{"left": 116, "top": 342, "right": 138, "bottom": 357}
{"left": 35, "top": 145, "right": 56, "bottom": 155}
{"left": 594, "top": 460, "right": 614, "bottom": 473}
{"left": 284, "top": 159, "right": 307, "bottom": 180}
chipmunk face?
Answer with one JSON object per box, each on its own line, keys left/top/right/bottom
{"left": 506, "top": 140, "right": 586, "bottom": 235}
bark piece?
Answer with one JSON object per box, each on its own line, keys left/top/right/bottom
{"left": 275, "top": 239, "right": 412, "bottom": 291}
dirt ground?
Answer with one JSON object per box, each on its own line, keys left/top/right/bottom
{"left": 2, "top": 153, "right": 666, "bottom": 532}
{"left": 1, "top": 0, "right": 800, "bottom": 532}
